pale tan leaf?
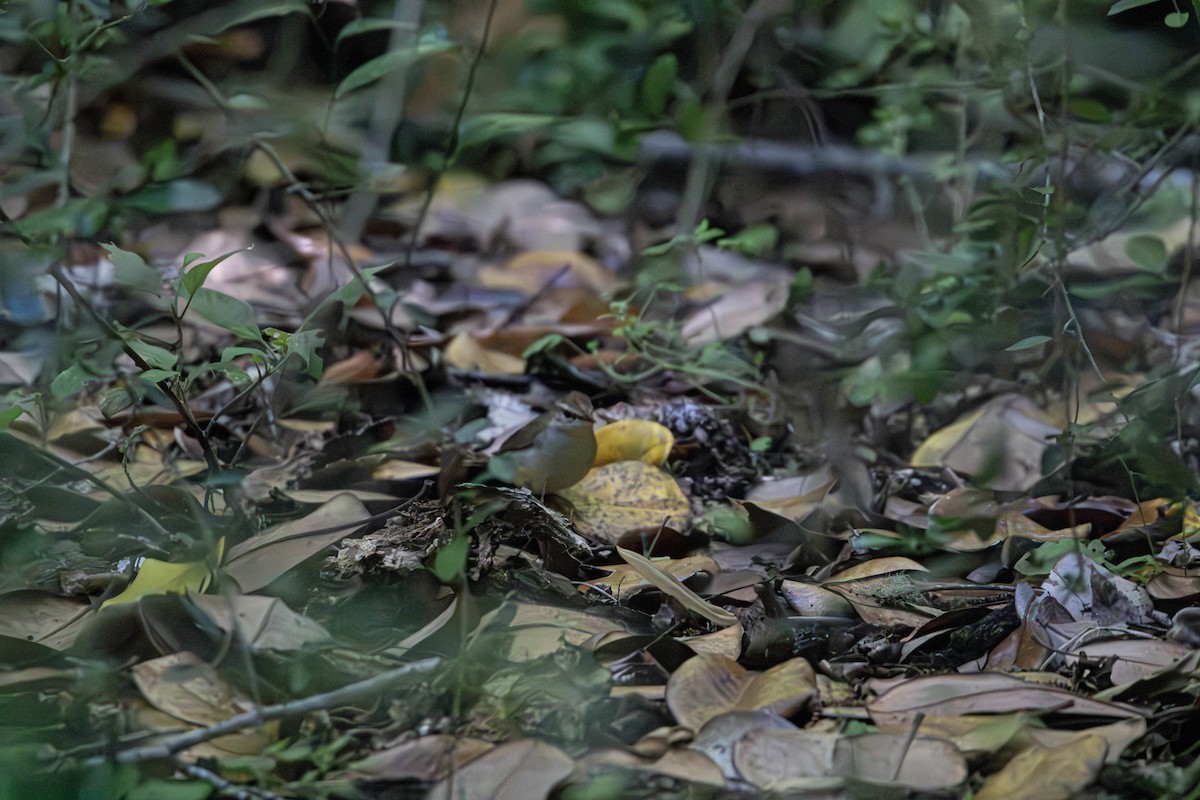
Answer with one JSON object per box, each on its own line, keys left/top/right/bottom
{"left": 832, "top": 733, "right": 967, "bottom": 791}
{"left": 867, "top": 672, "right": 1143, "bottom": 730}
{"left": 428, "top": 738, "right": 575, "bottom": 800}
{"left": 681, "top": 280, "right": 789, "bottom": 346}
{"left": 579, "top": 554, "right": 719, "bottom": 601}
{"left": 616, "top": 547, "right": 738, "bottom": 627}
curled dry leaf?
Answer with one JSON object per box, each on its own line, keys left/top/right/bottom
{"left": 559, "top": 461, "right": 691, "bottom": 543}
{"left": 666, "top": 654, "right": 816, "bottom": 731}
{"left": 593, "top": 419, "right": 675, "bottom": 467}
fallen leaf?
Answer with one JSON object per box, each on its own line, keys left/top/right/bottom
{"left": 223, "top": 493, "right": 371, "bottom": 592}
{"left": 559, "top": 461, "right": 691, "bottom": 542}
{"left": 580, "top": 554, "right": 719, "bottom": 601}
{"left": 681, "top": 279, "right": 789, "bottom": 346}
{"left": 975, "top": 735, "right": 1107, "bottom": 800}
{"left": 427, "top": 738, "right": 575, "bottom": 800}
{"left": 132, "top": 651, "right": 273, "bottom": 758}
{"left": 667, "top": 654, "right": 816, "bottom": 731}
{"left": 911, "top": 394, "right": 1060, "bottom": 491}
{"left": 616, "top": 548, "right": 738, "bottom": 628}
{"left": 103, "top": 539, "right": 224, "bottom": 609}
{"left": 593, "top": 419, "right": 675, "bottom": 467}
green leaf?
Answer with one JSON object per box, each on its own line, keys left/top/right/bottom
{"left": 431, "top": 533, "right": 469, "bottom": 584}
{"left": 51, "top": 364, "right": 89, "bottom": 400}
{"left": 1107, "top": 0, "right": 1161, "bottom": 13}
{"left": 216, "top": 0, "right": 309, "bottom": 31}
{"left": 334, "top": 36, "right": 455, "bottom": 99}
{"left": 180, "top": 247, "right": 251, "bottom": 297}
{"left": 336, "top": 17, "right": 416, "bottom": 46}
{"left": 640, "top": 53, "right": 678, "bottom": 117}
{"left": 1005, "top": 335, "right": 1053, "bottom": 351}
{"left": 457, "top": 113, "right": 557, "bottom": 151}
{"left": 0, "top": 406, "right": 25, "bottom": 430}
{"left": 188, "top": 288, "right": 263, "bottom": 342}
{"left": 128, "top": 339, "right": 178, "bottom": 370}
{"left": 1165, "top": 10, "right": 1190, "bottom": 26}
{"left": 122, "top": 180, "right": 223, "bottom": 213}
{"left": 1125, "top": 234, "right": 1169, "bottom": 271}
{"left": 137, "top": 368, "right": 180, "bottom": 384}
{"left": 102, "top": 243, "right": 162, "bottom": 295}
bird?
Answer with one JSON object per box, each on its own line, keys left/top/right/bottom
{"left": 488, "top": 392, "right": 597, "bottom": 495}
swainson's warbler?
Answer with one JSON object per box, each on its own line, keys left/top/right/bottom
{"left": 489, "top": 392, "right": 597, "bottom": 494}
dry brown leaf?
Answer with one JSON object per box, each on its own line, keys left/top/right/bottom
{"left": 681, "top": 279, "right": 789, "bottom": 346}
{"left": 832, "top": 733, "right": 967, "bottom": 791}
{"left": 350, "top": 735, "right": 494, "bottom": 781}
{"left": 0, "top": 591, "right": 92, "bottom": 650}
{"left": 443, "top": 331, "right": 526, "bottom": 375}
{"left": 593, "top": 419, "right": 675, "bottom": 467}
{"left": 224, "top": 493, "right": 370, "bottom": 592}
{"left": 732, "top": 727, "right": 836, "bottom": 788}
{"left": 911, "top": 394, "right": 1060, "bottom": 491}
{"left": 827, "top": 557, "right": 928, "bottom": 581}
{"left": 579, "top": 748, "right": 726, "bottom": 786}
{"left": 867, "top": 672, "right": 1143, "bottom": 730}
{"left": 559, "top": 462, "right": 691, "bottom": 543}
{"left": 187, "top": 593, "right": 331, "bottom": 652}
{"left": 681, "top": 621, "right": 744, "bottom": 659}
{"left": 427, "top": 738, "right": 575, "bottom": 800}
{"left": 667, "top": 654, "right": 816, "bottom": 731}
{"left": 132, "top": 651, "right": 274, "bottom": 758}
{"left": 975, "top": 735, "right": 1107, "bottom": 800}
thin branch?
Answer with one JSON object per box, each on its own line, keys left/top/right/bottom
{"left": 82, "top": 657, "right": 441, "bottom": 766}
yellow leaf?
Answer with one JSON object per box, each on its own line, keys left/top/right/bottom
{"left": 558, "top": 462, "right": 691, "bottom": 543}
{"left": 102, "top": 538, "right": 224, "bottom": 609}
{"left": 593, "top": 419, "right": 675, "bottom": 467}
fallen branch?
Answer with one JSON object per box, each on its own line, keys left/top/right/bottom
{"left": 80, "top": 657, "right": 441, "bottom": 767}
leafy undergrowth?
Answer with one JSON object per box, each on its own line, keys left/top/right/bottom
{"left": 7, "top": 2, "right": 1200, "bottom": 800}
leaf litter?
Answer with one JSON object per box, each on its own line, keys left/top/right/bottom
{"left": 5, "top": 7, "right": 1200, "bottom": 800}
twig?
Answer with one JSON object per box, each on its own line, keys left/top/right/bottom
{"left": 176, "top": 760, "right": 286, "bottom": 800}
{"left": 398, "top": 0, "right": 500, "bottom": 275}
{"left": 82, "top": 657, "right": 440, "bottom": 766}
